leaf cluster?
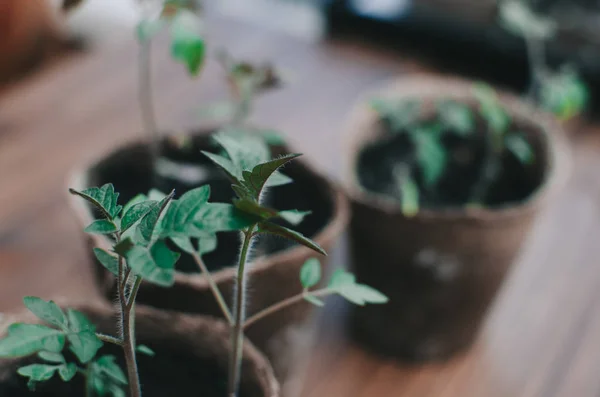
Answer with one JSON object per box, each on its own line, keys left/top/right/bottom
{"left": 370, "top": 83, "right": 534, "bottom": 215}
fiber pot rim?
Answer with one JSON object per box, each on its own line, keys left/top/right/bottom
{"left": 0, "top": 302, "right": 280, "bottom": 397}
{"left": 343, "top": 75, "right": 570, "bottom": 223}
{"left": 66, "top": 132, "right": 349, "bottom": 289}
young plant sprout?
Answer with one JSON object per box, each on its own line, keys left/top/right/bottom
{"left": 369, "top": 83, "right": 534, "bottom": 215}
{"left": 498, "top": 0, "right": 589, "bottom": 119}
{"left": 0, "top": 132, "right": 387, "bottom": 397}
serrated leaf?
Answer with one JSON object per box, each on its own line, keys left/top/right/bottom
{"left": 38, "top": 351, "right": 64, "bottom": 363}
{"left": 23, "top": 297, "right": 67, "bottom": 330}
{"left": 505, "top": 134, "right": 534, "bottom": 165}
{"left": 136, "top": 19, "right": 166, "bottom": 42}
{"left": 0, "top": 324, "right": 65, "bottom": 357}
{"left": 212, "top": 131, "right": 271, "bottom": 173}
{"left": 96, "top": 355, "right": 128, "bottom": 385}
{"left": 197, "top": 232, "right": 217, "bottom": 255}
{"left": 125, "top": 241, "right": 179, "bottom": 287}
{"left": 193, "top": 203, "right": 257, "bottom": 232}
{"left": 121, "top": 201, "right": 157, "bottom": 233}
{"left": 258, "top": 222, "right": 326, "bottom": 256}
{"left": 69, "top": 184, "right": 122, "bottom": 220}
{"left": 303, "top": 295, "right": 325, "bottom": 307}
{"left": 300, "top": 258, "right": 321, "bottom": 289}
{"left": 93, "top": 248, "right": 119, "bottom": 276}
{"left": 170, "top": 10, "right": 205, "bottom": 76}
{"left": 137, "top": 191, "right": 175, "bottom": 246}
{"left": 66, "top": 309, "right": 102, "bottom": 364}
{"left": 413, "top": 130, "right": 446, "bottom": 188}
{"left": 58, "top": 363, "right": 77, "bottom": 381}
{"left": 136, "top": 345, "right": 155, "bottom": 357}
{"left": 241, "top": 154, "right": 301, "bottom": 200}
{"left": 278, "top": 210, "right": 311, "bottom": 226}
{"left": 85, "top": 219, "right": 118, "bottom": 235}
{"left": 122, "top": 194, "right": 148, "bottom": 216}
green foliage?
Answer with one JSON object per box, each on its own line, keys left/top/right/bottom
{"left": 65, "top": 309, "right": 103, "bottom": 364}
{"left": 327, "top": 269, "right": 389, "bottom": 306}
{"left": 17, "top": 363, "right": 77, "bottom": 390}
{"left": 136, "top": 345, "right": 155, "bottom": 357}
{"left": 505, "top": 134, "right": 534, "bottom": 164}
{"left": 539, "top": 67, "right": 589, "bottom": 120}
{"left": 499, "top": 0, "right": 556, "bottom": 40}
{"left": 411, "top": 125, "right": 446, "bottom": 188}
{"left": 89, "top": 355, "right": 128, "bottom": 397}
{"left": 170, "top": 10, "right": 205, "bottom": 76}
{"left": 0, "top": 324, "right": 65, "bottom": 357}
{"left": 258, "top": 222, "right": 326, "bottom": 256}
{"left": 85, "top": 219, "right": 118, "bottom": 235}
{"left": 473, "top": 83, "right": 510, "bottom": 135}
{"left": 120, "top": 201, "right": 157, "bottom": 234}
{"left": 125, "top": 241, "right": 180, "bottom": 287}
{"left": 436, "top": 100, "right": 474, "bottom": 136}
{"left": 300, "top": 258, "right": 321, "bottom": 289}
{"left": 69, "top": 184, "right": 122, "bottom": 221}
{"left": 23, "top": 297, "right": 68, "bottom": 330}
{"left": 370, "top": 98, "right": 421, "bottom": 132}
{"left": 394, "top": 165, "right": 419, "bottom": 217}
{"left": 93, "top": 248, "right": 119, "bottom": 276}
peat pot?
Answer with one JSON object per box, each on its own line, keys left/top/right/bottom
{"left": 0, "top": 304, "right": 279, "bottom": 397}
{"left": 67, "top": 131, "right": 349, "bottom": 391}
{"left": 344, "top": 77, "right": 569, "bottom": 362}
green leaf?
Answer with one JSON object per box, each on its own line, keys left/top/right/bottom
{"left": 260, "top": 130, "right": 286, "bottom": 146}
{"left": 233, "top": 198, "right": 279, "bottom": 220}
{"left": 540, "top": 67, "right": 589, "bottom": 120}
{"left": 328, "top": 269, "right": 355, "bottom": 289}
{"left": 170, "top": 10, "right": 205, "bottom": 76}
{"left": 0, "top": 324, "right": 65, "bottom": 357}
{"left": 136, "top": 345, "right": 155, "bottom": 357}
{"left": 38, "top": 351, "right": 64, "bottom": 363}
{"left": 265, "top": 172, "right": 293, "bottom": 187}
{"left": 337, "top": 284, "right": 389, "bottom": 306}
{"left": 58, "top": 363, "right": 77, "bottom": 381}
{"left": 93, "top": 248, "right": 119, "bottom": 276}
{"left": 122, "top": 194, "right": 148, "bottom": 216}
{"left": 394, "top": 166, "right": 419, "bottom": 217}
{"left": 412, "top": 129, "right": 446, "bottom": 188}
{"left": 113, "top": 238, "right": 134, "bottom": 257}
{"left": 258, "top": 222, "right": 326, "bottom": 256}
{"left": 96, "top": 355, "right": 128, "bottom": 385}
{"left": 23, "top": 297, "right": 67, "bottom": 330}
{"left": 241, "top": 154, "right": 301, "bottom": 199}
{"left": 472, "top": 84, "right": 510, "bottom": 135}
{"left": 137, "top": 191, "right": 175, "bottom": 246}
{"left": 499, "top": 0, "right": 556, "bottom": 39}
{"left": 125, "top": 241, "right": 179, "bottom": 287}
{"left": 212, "top": 131, "right": 271, "bottom": 174}
{"left": 170, "top": 237, "right": 195, "bottom": 254}
{"left": 279, "top": 210, "right": 311, "bottom": 226}
{"left": 436, "top": 100, "right": 474, "bottom": 136}
{"left": 136, "top": 19, "right": 166, "bottom": 42}
{"left": 201, "top": 151, "right": 241, "bottom": 182}
{"left": 69, "top": 184, "right": 122, "bottom": 220}
{"left": 370, "top": 98, "right": 421, "bottom": 132}
{"left": 160, "top": 186, "right": 211, "bottom": 237}
{"left": 66, "top": 310, "right": 102, "bottom": 364}
{"left": 303, "top": 295, "right": 325, "bottom": 307}
{"left": 300, "top": 258, "right": 321, "bottom": 289}
{"left": 121, "top": 201, "right": 157, "bottom": 233}
{"left": 193, "top": 203, "right": 257, "bottom": 232}
{"left": 85, "top": 219, "right": 118, "bottom": 235}
{"left": 18, "top": 364, "right": 58, "bottom": 387}
{"left": 505, "top": 134, "right": 534, "bottom": 165}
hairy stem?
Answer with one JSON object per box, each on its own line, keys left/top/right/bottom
{"left": 122, "top": 276, "right": 143, "bottom": 397}
{"left": 139, "top": 39, "right": 160, "bottom": 178}
{"left": 190, "top": 248, "right": 233, "bottom": 324}
{"left": 228, "top": 226, "right": 255, "bottom": 397}
{"left": 96, "top": 333, "right": 123, "bottom": 346}
{"left": 243, "top": 289, "right": 333, "bottom": 330}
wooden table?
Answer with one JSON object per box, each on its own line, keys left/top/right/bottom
{"left": 2, "top": 12, "right": 600, "bottom": 397}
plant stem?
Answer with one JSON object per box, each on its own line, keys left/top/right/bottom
{"left": 190, "top": 249, "right": 233, "bottom": 324}
{"left": 524, "top": 33, "right": 547, "bottom": 102}
{"left": 84, "top": 365, "right": 92, "bottom": 397}
{"left": 122, "top": 275, "right": 143, "bottom": 397}
{"left": 96, "top": 333, "right": 123, "bottom": 346}
{"left": 243, "top": 289, "right": 333, "bottom": 330}
{"left": 139, "top": 39, "right": 160, "bottom": 179}
{"left": 228, "top": 226, "right": 255, "bottom": 397}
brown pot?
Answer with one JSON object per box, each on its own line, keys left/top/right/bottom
{"left": 67, "top": 131, "right": 349, "bottom": 390}
{"left": 0, "top": 303, "right": 279, "bottom": 397}
{"left": 343, "top": 77, "right": 569, "bottom": 361}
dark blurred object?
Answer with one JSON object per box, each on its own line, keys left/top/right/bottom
{"left": 0, "top": 0, "right": 79, "bottom": 84}
{"left": 324, "top": 0, "right": 600, "bottom": 112}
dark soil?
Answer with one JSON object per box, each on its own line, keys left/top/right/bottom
{"left": 87, "top": 133, "right": 334, "bottom": 273}
{"left": 357, "top": 116, "right": 547, "bottom": 208}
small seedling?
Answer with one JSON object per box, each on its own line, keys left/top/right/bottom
{"left": 498, "top": 0, "right": 589, "bottom": 118}
{"left": 0, "top": 132, "right": 387, "bottom": 397}
{"left": 370, "top": 83, "right": 534, "bottom": 214}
